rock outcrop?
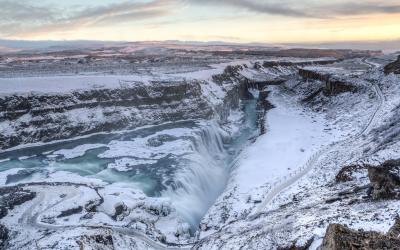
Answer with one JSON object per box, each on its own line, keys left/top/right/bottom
{"left": 368, "top": 159, "right": 400, "bottom": 200}
{"left": 257, "top": 91, "right": 274, "bottom": 134}
{"left": 263, "top": 59, "right": 338, "bottom": 68}
{"left": 321, "top": 223, "right": 400, "bottom": 250}
{"left": 78, "top": 234, "right": 114, "bottom": 250}
{"left": 0, "top": 224, "right": 8, "bottom": 249}
{"left": 0, "top": 186, "right": 37, "bottom": 249}
{"left": 299, "top": 69, "right": 355, "bottom": 96}
{"left": 0, "top": 186, "right": 36, "bottom": 215}
{"left": 384, "top": 55, "right": 400, "bottom": 75}
{"left": 336, "top": 164, "right": 367, "bottom": 183}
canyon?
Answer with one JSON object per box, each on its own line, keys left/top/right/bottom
{"left": 0, "top": 44, "right": 399, "bottom": 249}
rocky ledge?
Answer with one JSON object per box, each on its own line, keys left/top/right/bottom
{"left": 335, "top": 159, "right": 400, "bottom": 200}
{"left": 298, "top": 68, "right": 355, "bottom": 96}
{"left": 368, "top": 159, "right": 400, "bottom": 200}
{"left": 384, "top": 55, "right": 400, "bottom": 75}
{"left": 321, "top": 222, "right": 400, "bottom": 250}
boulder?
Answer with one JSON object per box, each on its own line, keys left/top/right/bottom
{"left": 368, "top": 159, "right": 400, "bottom": 200}
{"left": 336, "top": 164, "right": 367, "bottom": 182}
{"left": 78, "top": 234, "right": 114, "bottom": 250}
{"left": 321, "top": 223, "right": 400, "bottom": 250}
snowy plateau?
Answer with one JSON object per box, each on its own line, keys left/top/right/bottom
{"left": 0, "top": 44, "right": 399, "bottom": 249}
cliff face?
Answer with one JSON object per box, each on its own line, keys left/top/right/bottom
{"left": 384, "top": 55, "right": 400, "bottom": 75}
{"left": 262, "top": 59, "right": 338, "bottom": 68}
{"left": 0, "top": 80, "right": 217, "bottom": 150}
{"left": 0, "top": 63, "right": 257, "bottom": 150}
{"left": 299, "top": 68, "right": 355, "bottom": 96}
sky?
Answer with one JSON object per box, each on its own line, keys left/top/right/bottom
{"left": 1, "top": 0, "right": 400, "bottom": 44}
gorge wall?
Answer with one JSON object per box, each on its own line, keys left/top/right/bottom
{"left": 299, "top": 68, "right": 355, "bottom": 96}
{"left": 0, "top": 66, "right": 260, "bottom": 150}
{"left": 0, "top": 80, "right": 217, "bottom": 150}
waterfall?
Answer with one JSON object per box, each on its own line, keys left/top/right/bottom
{"left": 161, "top": 96, "right": 259, "bottom": 233}
{"left": 0, "top": 89, "right": 261, "bottom": 237}
{"left": 160, "top": 121, "right": 230, "bottom": 232}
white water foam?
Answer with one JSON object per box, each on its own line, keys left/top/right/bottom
{"left": 161, "top": 122, "right": 230, "bottom": 231}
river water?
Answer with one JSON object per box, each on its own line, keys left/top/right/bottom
{"left": 0, "top": 99, "right": 259, "bottom": 232}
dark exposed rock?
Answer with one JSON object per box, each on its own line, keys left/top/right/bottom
{"left": 0, "top": 186, "right": 36, "bottom": 241}
{"left": 0, "top": 186, "right": 19, "bottom": 196}
{"left": 336, "top": 164, "right": 367, "bottom": 182}
{"left": 384, "top": 55, "right": 400, "bottom": 75}
{"left": 277, "top": 238, "right": 313, "bottom": 250}
{"left": 112, "top": 203, "right": 128, "bottom": 221}
{"left": 0, "top": 224, "right": 9, "bottom": 249}
{"left": 84, "top": 198, "right": 102, "bottom": 213}
{"left": 257, "top": 91, "right": 274, "bottom": 134}
{"left": 57, "top": 206, "right": 83, "bottom": 218}
{"left": 78, "top": 234, "right": 114, "bottom": 249}
{"left": 299, "top": 69, "right": 355, "bottom": 96}
{"left": 147, "top": 134, "right": 177, "bottom": 147}
{"left": 212, "top": 65, "right": 244, "bottom": 85}
{"left": 321, "top": 223, "right": 400, "bottom": 250}
{"left": 0, "top": 206, "right": 7, "bottom": 219}
{"left": 0, "top": 186, "right": 36, "bottom": 210}
{"left": 367, "top": 159, "right": 400, "bottom": 200}
{"left": 387, "top": 217, "right": 400, "bottom": 239}
{"left": 263, "top": 59, "right": 338, "bottom": 68}
{"left": 302, "top": 87, "right": 324, "bottom": 103}
{"left": 325, "top": 79, "right": 355, "bottom": 96}
{"left": 325, "top": 197, "right": 342, "bottom": 204}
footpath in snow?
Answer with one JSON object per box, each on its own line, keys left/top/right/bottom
{"left": 232, "top": 86, "right": 348, "bottom": 211}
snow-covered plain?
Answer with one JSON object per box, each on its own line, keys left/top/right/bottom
{"left": 0, "top": 75, "right": 156, "bottom": 95}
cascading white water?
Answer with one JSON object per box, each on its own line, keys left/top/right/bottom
{"left": 160, "top": 122, "right": 230, "bottom": 231}
{"left": 160, "top": 97, "right": 259, "bottom": 232}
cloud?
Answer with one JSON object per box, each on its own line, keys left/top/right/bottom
{"left": 2, "top": 0, "right": 400, "bottom": 39}
{"left": 323, "top": 2, "right": 400, "bottom": 16}
{"left": 189, "top": 0, "right": 313, "bottom": 18}
{"left": 0, "top": 1, "right": 56, "bottom": 22}
{"left": 70, "top": 0, "right": 176, "bottom": 24}
{"left": 0, "top": 0, "right": 178, "bottom": 37}
{"left": 187, "top": 0, "right": 400, "bottom": 19}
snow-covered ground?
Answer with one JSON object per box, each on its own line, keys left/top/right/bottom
{"left": 1, "top": 53, "right": 400, "bottom": 249}
{"left": 199, "top": 81, "right": 355, "bottom": 235}
{"left": 0, "top": 75, "right": 155, "bottom": 95}
{"left": 196, "top": 55, "right": 400, "bottom": 249}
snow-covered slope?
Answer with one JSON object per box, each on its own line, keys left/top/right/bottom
{"left": 196, "top": 56, "right": 400, "bottom": 249}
